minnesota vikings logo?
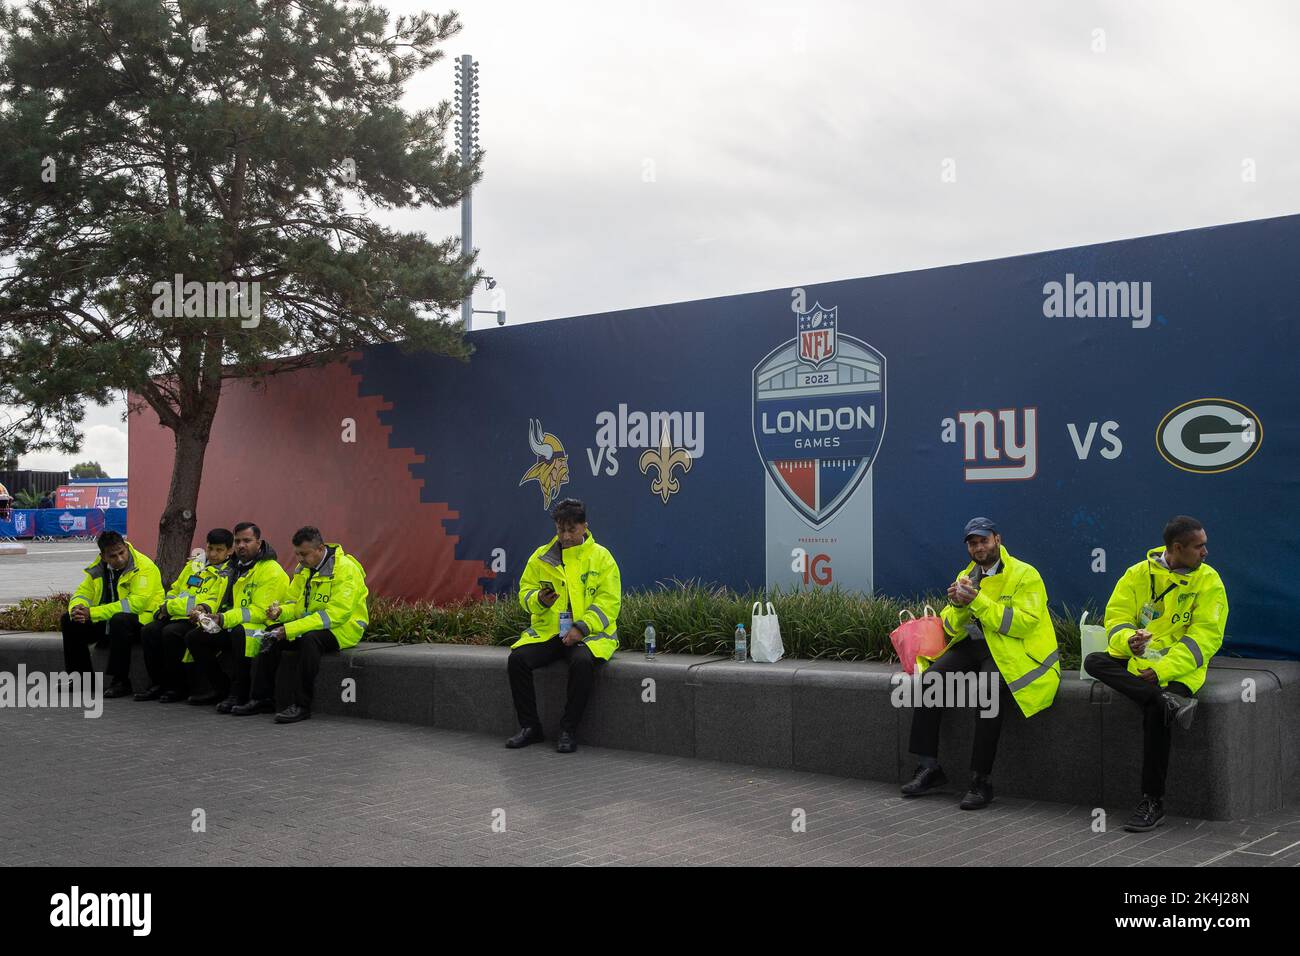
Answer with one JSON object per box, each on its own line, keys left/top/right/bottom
{"left": 639, "top": 424, "right": 692, "bottom": 504}
{"left": 519, "top": 418, "right": 570, "bottom": 509}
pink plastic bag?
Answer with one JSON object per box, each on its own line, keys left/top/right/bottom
{"left": 890, "top": 606, "right": 947, "bottom": 675}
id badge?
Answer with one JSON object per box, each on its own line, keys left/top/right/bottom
{"left": 558, "top": 611, "right": 573, "bottom": 637}
{"left": 1138, "top": 602, "right": 1159, "bottom": 627}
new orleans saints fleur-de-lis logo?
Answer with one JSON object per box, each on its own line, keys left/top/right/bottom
{"left": 639, "top": 424, "right": 692, "bottom": 504}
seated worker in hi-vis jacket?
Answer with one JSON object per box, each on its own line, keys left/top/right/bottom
{"left": 183, "top": 522, "right": 289, "bottom": 713}
{"left": 136, "top": 528, "right": 233, "bottom": 703}
{"left": 61, "top": 531, "right": 165, "bottom": 699}
{"left": 1085, "top": 515, "right": 1228, "bottom": 833}
{"left": 255, "top": 526, "right": 369, "bottom": 724}
{"left": 505, "top": 498, "right": 621, "bottom": 754}
{"left": 901, "top": 517, "right": 1061, "bottom": 810}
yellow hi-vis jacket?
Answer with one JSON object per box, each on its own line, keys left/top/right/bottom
{"left": 162, "top": 557, "right": 229, "bottom": 620}
{"left": 515, "top": 531, "right": 621, "bottom": 661}
{"left": 162, "top": 558, "right": 230, "bottom": 664}
{"left": 1103, "top": 547, "right": 1228, "bottom": 694}
{"left": 206, "top": 543, "right": 290, "bottom": 656}
{"left": 276, "top": 544, "right": 369, "bottom": 649}
{"left": 919, "top": 545, "right": 1061, "bottom": 718}
{"left": 68, "top": 542, "right": 165, "bottom": 626}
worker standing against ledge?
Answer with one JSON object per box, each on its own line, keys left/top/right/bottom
{"left": 506, "top": 498, "right": 622, "bottom": 754}
{"left": 901, "top": 517, "right": 1061, "bottom": 810}
{"left": 256, "top": 526, "right": 369, "bottom": 724}
{"left": 61, "top": 530, "right": 165, "bottom": 699}
{"left": 1085, "top": 515, "right": 1228, "bottom": 833}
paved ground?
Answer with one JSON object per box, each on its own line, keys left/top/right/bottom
{"left": 0, "top": 541, "right": 97, "bottom": 605}
{"left": 2, "top": 700, "right": 1298, "bottom": 866}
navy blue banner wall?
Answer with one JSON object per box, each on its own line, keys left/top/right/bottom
{"left": 130, "top": 214, "right": 1299, "bottom": 660}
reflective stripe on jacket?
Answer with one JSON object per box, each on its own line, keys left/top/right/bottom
{"left": 1102, "top": 547, "right": 1228, "bottom": 694}
{"left": 919, "top": 545, "right": 1061, "bottom": 718}
{"left": 68, "top": 542, "right": 165, "bottom": 626}
{"left": 212, "top": 543, "right": 290, "bottom": 654}
{"left": 278, "top": 544, "right": 369, "bottom": 649}
{"left": 163, "top": 558, "right": 228, "bottom": 620}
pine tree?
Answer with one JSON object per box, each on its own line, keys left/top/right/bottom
{"left": 0, "top": 0, "right": 481, "bottom": 577}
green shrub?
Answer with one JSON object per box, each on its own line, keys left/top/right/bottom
{"left": 1, "top": 585, "right": 1097, "bottom": 668}
{"left": 0, "top": 594, "right": 70, "bottom": 632}
{"left": 367, "top": 581, "right": 1097, "bottom": 668}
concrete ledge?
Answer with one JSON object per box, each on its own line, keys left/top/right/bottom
{"left": 1, "top": 632, "right": 1296, "bottom": 820}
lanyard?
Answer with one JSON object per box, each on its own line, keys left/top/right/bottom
{"left": 1148, "top": 572, "right": 1178, "bottom": 605}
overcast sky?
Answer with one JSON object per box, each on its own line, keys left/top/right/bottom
{"left": 16, "top": 0, "right": 1299, "bottom": 478}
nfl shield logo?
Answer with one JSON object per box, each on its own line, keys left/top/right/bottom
{"left": 752, "top": 312, "right": 887, "bottom": 529}
{"left": 797, "top": 304, "right": 837, "bottom": 369}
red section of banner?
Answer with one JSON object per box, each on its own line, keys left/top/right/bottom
{"left": 55, "top": 486, "right": 98, "bottom": 508}
{"left": 775, "top": 459, "right": 817, "bottom": 510}
{"left": 127, "top": 356, "right": 491, "bottom": 601}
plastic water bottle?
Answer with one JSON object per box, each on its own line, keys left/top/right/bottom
{"left": 644, "top": 625, "right": 656, "bottom": 661}
{"left": 734, "top": 624, "right": 748, "bottom": 662}
{"left": 1143, "top": 643, "right": 1167, "bottom": 662}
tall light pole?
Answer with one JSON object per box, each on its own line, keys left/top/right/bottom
{"left": 454, "top": 54, "right": 480, "bottom": 331}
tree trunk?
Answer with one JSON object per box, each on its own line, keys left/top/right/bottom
{"left": 155, "top": 420, "right": 214, "bottom": 582}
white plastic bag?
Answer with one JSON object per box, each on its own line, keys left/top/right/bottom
{"left": 750, "top": 601, "right": 785, "bottom": 663}
{"left": 1078, "top": 611, "right": 1108, "bottom": 680}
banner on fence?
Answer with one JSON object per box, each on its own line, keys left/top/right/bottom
{"left": 126, "top": 215, "right": 1300, "bottom": 659}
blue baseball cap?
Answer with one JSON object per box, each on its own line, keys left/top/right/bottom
{"left": 963, "top": 517, "right": 998, "bottom": 540}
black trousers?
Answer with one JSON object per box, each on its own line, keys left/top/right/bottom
{"left": 185, "top": 624, "right": 251, "bottom": 700}
{"left": 60, "top": 611, "right": 141, "bottom": 682}
{"left": 252, "top": 629, "right": 339, "bottom": 711}
{"left": 507, "top": 636, "right": 603, "bottom": 734}
{"left": 141, "top": 618, "right": 196, "bottom": 693}
{"left": 1084, "top": 651, "right": 1194, "bottom": 798}
{"left": 907, "top": 637, "right": 1019, "bottom": 776}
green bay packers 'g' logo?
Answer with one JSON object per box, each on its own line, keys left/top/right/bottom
{"left": 1156, "top": 399, "right": 1261, "bottom": 474}
{"left": 519, "top": 418, "right": 570, "bottom": 508}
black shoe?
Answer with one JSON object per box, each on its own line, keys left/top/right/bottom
{"left": 132, "top": 685, "right": 164, "bottom": 701}
{"left": 1160, "top": 692, "right": 1198, "bottom": 730}
{"left": 900, "top": 764, "right": 948, "bottom": 797}
{"left": 556, "top": 731, "right": 577, "bottom": 754}
{"left": 187, "top": 692, "right": 222, "bottom": 706}
{"left": 1123, "top": 795, "right": 1166, "bottom": 832}
{"left": 505, "top": 726, "right": 545, "bottom": 749}
{"left": 214, "top": 696, "right": 242, "bottom": 714}
{"left": 231, "top": 698, "right": 275, "bottom": 716}
{"left": 158, "top": 690, "right": 186, "bottom": 703}
{"left": 959, "top": 773, "right": 995, "bottom": 810}
{"left": 274, "top": 704, "right": 310, "bottom": 724}
{"left": 103, "top": 680, "right": 132, "bottom": 699}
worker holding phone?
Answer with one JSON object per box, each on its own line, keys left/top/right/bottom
{"left": 901, "top": 517, "right": 1061, "bottom": 810}
{"left": 505, "top": 498, "right": 622, "bottom": 754}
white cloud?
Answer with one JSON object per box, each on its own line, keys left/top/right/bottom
{"left": 18, "top": 415, "right": 129, "bottom": 479}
